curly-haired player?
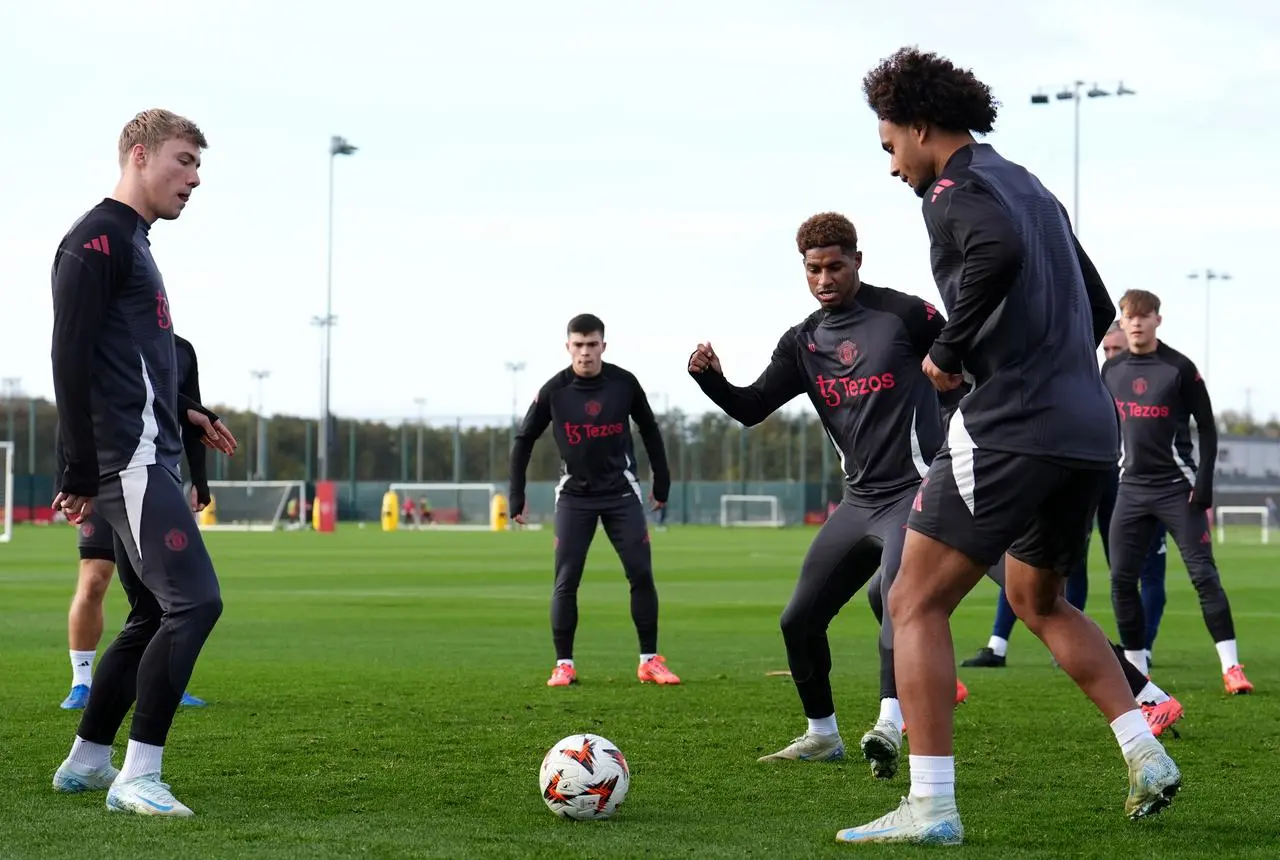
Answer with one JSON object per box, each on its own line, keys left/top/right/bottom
{"left": 835, "top": 48, "right": 1181, "bottom": 846}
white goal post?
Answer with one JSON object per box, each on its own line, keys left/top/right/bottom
{"left": 1214, "top": 506, "right": 1270, "bottom": 544}
{"left": 0, "top": 441, "right": 13, "bottom": 543}
{"left": 201, "top": 480, "right": 308, "bottom": 532}
{"left": 720, "top": 494, "right": 784, "bottom": 528}
{"left": 388, "top": 482, "right": 498, "bottom": 531}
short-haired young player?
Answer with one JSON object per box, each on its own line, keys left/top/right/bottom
{"left": 1098, "top": 321, "right": 1172, "bottom": 669}
{"left": 50, "top": 109, "right": 233, "bottom": 818}
{"left": 868, "top": 348, "right": 1182, "bottom": 742}
{"left": 1103, "top": 289, "right": 1252, "bottom": 694}
{"left": 689, "top": 212, "right": 968, "bottom": 775}
{"left": 960, "top": 326, "right": 1171, "bottom": 674}
{"left": 509, "top": 314, "right": 679, "bottom": 687}
{"left": 838, "top": 48, "right": 1179, "bottom": 844}
{"left": 59, "top": 334, "right": 228, "bottom": 712}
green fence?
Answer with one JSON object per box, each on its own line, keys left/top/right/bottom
{"left": 338, "top": 479, "right": 835, "bottom": 526}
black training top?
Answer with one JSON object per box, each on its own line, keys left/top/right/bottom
{"left": 54, "top": 333, "right": 209, "bottom": 500}
{"left": 509, "top": 362, "right": 671, "bottom": 514}
{"left": 921, "top": 143, "right": 1119, "bottom": 464}
{"left": 1102, "top": 341, "right": 1217, "bottom": 507}
{"left": 51, "top": 199, "right": 185, "bottom": 496}
{"left": 691, "top": 283, "right": 951, "bottom": 504}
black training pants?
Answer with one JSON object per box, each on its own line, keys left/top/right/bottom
{"left": 551, "top": 492, "right": 657, "bottom": 660}
{"left": 1110, "top": 480, "right": 1235, "bottom": 650}
{"left": 782, "top": 495, "right": 910, "bottom": 719}
{"left": 77, "top": 464, "right": 223, "bottom": 748}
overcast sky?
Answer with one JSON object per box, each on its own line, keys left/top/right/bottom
{"left": 2, "top": 0, "right": 1276, "bottom": 426}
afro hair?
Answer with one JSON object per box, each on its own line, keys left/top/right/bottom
{"left": 862, "top": 47, "right": 999, "bottom": 135}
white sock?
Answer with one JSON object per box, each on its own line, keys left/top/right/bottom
{"left": 986, "top": 636, "right": 1008, "bottom": 658}
{"left": 1136, "top": 681, "right": 1170, "bottom": 706}
{"left": 68, "top": 736, "right": 111, "bottom": 770}
{"left": 908, "top": 754, "right": 955, "bottom": 799}
{"left": 807, "top": 714, "right": 839, "bottom": 736}
{"left": 1110, "top": 708, "right": 1155, "bottom": 760}
{"left": 70, "top": 650, "right": 96, "bottom": 687}
{"left": 116, "top": 740, "right": 164, "bottom": 783}
{"left": 878, "top": 697, "right": 905, "bottom": 731}
{"left": 640, "top": 653, "right": 656, "bottom": 664}
{"left": 1214, "top": 639, "right": 1239, "bottom": 673}
{"left": 1124, "top": 650, "right": 1149, "bottom": 676}
{"left": 556, "top": 659, "right": 574, "bottom": 668}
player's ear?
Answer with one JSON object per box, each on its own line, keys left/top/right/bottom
{"left": 600, "top": 341, "right": 607, "bottom": 354}
{"left": 853, "top": 251, "right": 863, "bottom": 270}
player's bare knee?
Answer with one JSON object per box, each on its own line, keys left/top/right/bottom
{"left": 75, "top": 559, "right": 115, "bottom": 602}
{"left": 1006, "top": 580, "right": 1057, "bottom": 626}
{"left": 885, "top": 575, "right": 926, "bottom": 626}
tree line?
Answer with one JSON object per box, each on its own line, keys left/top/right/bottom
{"left": 3, "top": 397, "right": 1277, "bottom": 484}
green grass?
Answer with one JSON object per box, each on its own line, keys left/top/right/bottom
{"left": 1, "top": 523, "right": 1277, "bottom": 859}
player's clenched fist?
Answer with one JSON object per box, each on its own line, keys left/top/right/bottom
{"left": 687, "top": 342, "right": 722, "bottom": 375}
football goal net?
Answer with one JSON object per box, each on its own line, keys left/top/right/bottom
{"left": 201, "top": 480, "right": 308, "bottom": 532}
{"left": 388, "top": 482, "right": 498, "bottom": 531}
{"left": 720, "top": 494, "right": 784, "bottom": 528}
{"left": 0, "top": 441, "right": 12, "bottom": 543}
{"left": 1214, "top": 506, "right": 1270, "bottom": 544}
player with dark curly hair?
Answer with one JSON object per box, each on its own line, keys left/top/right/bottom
{"left": 688, "top": 211, "right": 965, "bottom": 772}
{"left": 836, "top": 48, "right": 1181, "bottom": 846}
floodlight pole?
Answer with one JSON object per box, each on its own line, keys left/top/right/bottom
{"left": 1187, "top": 269, "right": 1231, "bottom": 379}
{"left": 1030, "top": 81, "right": 1136, "bottom": 236}
{"left": 319, "top": 134, "right": 358, "bottom": 482}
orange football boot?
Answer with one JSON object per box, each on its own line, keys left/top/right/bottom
{"left": 1142, "top": 698, "right": 1184, "bottom": 738}
{"left": 637, "top": 655, "right": 681, "bottom": 685}
{"left": 1223, "top": 664, "right": 1254, "bottom": 695}
{"left": 547, "top": 663, "right": 577, "bottom": 687}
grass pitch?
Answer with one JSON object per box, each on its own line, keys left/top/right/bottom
{"left": 1, "top": 524, "right": 1277, "bottom": 858}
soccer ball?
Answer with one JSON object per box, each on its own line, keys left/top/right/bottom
{"left": 539, "top": 733, "right": 630, "bottom": 820}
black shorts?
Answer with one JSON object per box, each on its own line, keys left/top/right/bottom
{"left": 908, "top": 446, "right": 1108, "bottom": 575}
{"left": 77, "top": 509, "right": 116, "bottom": 562}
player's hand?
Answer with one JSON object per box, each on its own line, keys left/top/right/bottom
{"left": 187, "top": 409, "right": 238, "bottom": 455}
{"left": 52, "top": 492, "right": 94, "bottom": 524}
{"left": 190, "top": 484, "right": 210, "bottom": 513}
{"left": 650, "top": 495, "right": 666, "bottom": 512}
{"left": 922, "top": 355, "right": 964, "bottom": 392}
{"left": 512, "top": 512, "right": 527, "bottom": 525}
{"left": 688, "top": 342, "right": 722, "bottom": 375}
